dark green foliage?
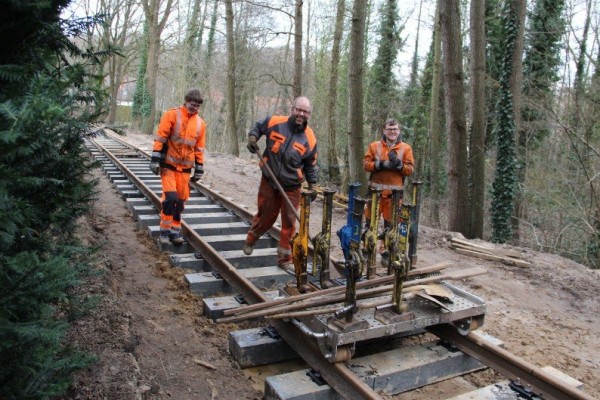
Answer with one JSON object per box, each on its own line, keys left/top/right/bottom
{"left": 0, "top": 73, "right": 100, "bottom": 254}
{"left": 521, "top": 0, "right": 566, "bottom": 147}
{"left": 0, "top": 0, "right": 70, "bottom": 66}
{"left": 408, "top": 39, "right": 447, "bottom": 197}
{"left": 523, "top": 0, "right": 565, "bottom": 90}
{"left": 484, "top": 0, "right": 504, "bottom": 147}
{"left": 414, "top": 46, "right": 435, "bottom": 187}
{"left": 0, "top": 0, "right": 107, "bottom": 397}
{"left": 0, "top": 250, "right": 96, "bottom": 399}
{"left": 403, "top": 52, "right": 429, "bottom": 180}
{"left": 366, "top": 0, "right": 403, "bottom": 136}
{"left": 491, "top": 0, "right": 519, "bottom": 243}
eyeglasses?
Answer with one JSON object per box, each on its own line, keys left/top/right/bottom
{"left": 385, "top": 128, "right": 400, "bottom": 132}
{"left": 294, "top": 107, "right": 311, "bottom": 115}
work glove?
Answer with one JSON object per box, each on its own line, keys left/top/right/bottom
{"left": 191, "top": 164, "right": 204, "bottom": 182}
{"left": 375, "top": 160, "right": 393, "bottom": 170}
{"left": 308, "top": 183, "right": 318, "bottom": 202}
{"left": 149, "top": 162, "right": 160, "bottom": 175}
{"left": 388, "top": 151, "right": 403, "bottom": 170}
{"left": 247, "top": 135, "right": 260, "bottom": 154}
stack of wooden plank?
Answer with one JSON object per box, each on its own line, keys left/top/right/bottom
{"left": 449, "top": 237, "right": 531, "bottom": 267}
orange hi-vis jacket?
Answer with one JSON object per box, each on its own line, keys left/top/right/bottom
{"left": 152, "top": 106, "right": 206, "bottom": 172}
{"left": 363, "top": 138, "right": 414, "bottom": 195}
{"left": 248, "top": 115, "right": 318, "bottom": 191}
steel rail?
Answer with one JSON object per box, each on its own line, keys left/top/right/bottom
{"left": 100, "top": 132, "right": 281, "bottom": 241}
{"left": 90, "top": 135, "right": 383, "bottom": 400}
{"left": 428, "top": 324, "right": 594, "bottom": 400}
{"left": 95, "top": 133, "right": 593, "bottom": 400}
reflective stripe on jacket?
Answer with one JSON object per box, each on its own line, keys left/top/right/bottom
{"left": 363, "top": 138, "right": 414, "bottom": 193}
{"left": 248, "top": 115, "right": 318, "bottom": 190}
{"left": 152, "top": 106, "right": 206, "bottom": 172}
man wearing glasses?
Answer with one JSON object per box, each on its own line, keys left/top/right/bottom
{"left": 243, "top": 96, "right": 319, "bottom": 271}
{"left": 363, "top": 118, "right": 414, "bottom": 262}
{"left": 150, "top": 89, "right": 207, "bottom": 245}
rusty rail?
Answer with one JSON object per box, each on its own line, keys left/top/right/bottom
{"left": 92, "top": 132, "right": 594, "bottom": 400}
{"left": 90, "top": 135, "right": 383, "bottom": 400}
{"left": 428, "top": 324, "right": 594, "bottom": 400}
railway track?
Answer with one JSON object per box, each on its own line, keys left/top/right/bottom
{"left": 86, "top": 130, "right": 594, "bottom": 400}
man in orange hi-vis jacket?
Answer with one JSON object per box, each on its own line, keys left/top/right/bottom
{"left": 149, "top": 89, "right": 206, "bottom": 245}
{"left": 363, "top": 118, "right": 414, "bottom": 260}
{"left": 243, "top": 96, "right": 319, "bottom": 270}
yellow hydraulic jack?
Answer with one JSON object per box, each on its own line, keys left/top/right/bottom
{"left": 382, "top": 189, "right": 403, "bottom": 276}
{"left": 311, "top": 189, "right": 337, "bottom": 288}
{"left": 376, "top": 190, "right": 414, "bottom": 322}
{"left": 290, "top": 191, "right": 313, "bottom": 293}
{"left": 408, "top": 180, "right": 423, "bottom": 268}
{"left": 392, "top": 202, "right": 413, "bottom": 310}
{"left": 362, "top": 188, "right": 382, "bottom": 279}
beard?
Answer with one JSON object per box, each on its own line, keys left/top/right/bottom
{"left": 290, "top": 115, "right": 308, "bottom": 132}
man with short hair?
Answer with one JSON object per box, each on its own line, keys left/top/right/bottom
{"left": 363, "top": 118, "right": 414, "bottom": 260}
{"left": 243, "top": 96, "right": 319, "bottom": 270}
{"left": 150, "top": 89, "right": 207, "bottom": 245}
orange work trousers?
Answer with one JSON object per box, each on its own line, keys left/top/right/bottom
{"left": 364, "top": 191, "right": 403, "bottom": 225}
{"left": 159, "top": 168, "right": 191, "bottom": 232}
{"left": 245, "top": 176, "right": 300, "bottom": 266}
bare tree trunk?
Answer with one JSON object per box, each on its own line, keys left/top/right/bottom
{"left": 429, "top": 0, "right": 442, "bottom": 229}
{"left": 303, "top": 0, "right": 311, "bottom": 95}
{"left": 184, "top": 0, "right": 202, "bottom": 83}
{"left": 202, "top": 0, "right": 219, "bottom": 150}
{"left": 508, "top": 0, "right": 526, "bottom": 158}
{"left": 407, "top": 0, "right": 425, "bottom": 180}
{"left": 575, "top": 0, "right": 592, "bottom": 156}
{"left": 293, "top": 0, "right": 303, "bottom": 98}
{"left": 509, "top": 0, "right": 526, "bottom": 241}
{"left": 198, "top": 0, "right": 210, "bottom": 49}
{"left": 225, "top": 0, "right": 239, "bottom": 156}
{"left": 347, "top": 0, "right": 368, "bottom": 187}
{"left": 273, "top": 25, "right": 294, "bottom": 114}
{"left": 140, "top": 0, "right": 174, "bottom": 135}
{"left": 409, "top": 0, "right": 423, "bottom": 88}
{"left": 102, "top": 0, "right": 137, "bottom": 124}
{"left": 441, "top": 0, "right": 469, "bottom": 235}
{"left": 468, "top": 0, "right": 486, "bottom": 238}
{"left": 325, "top": 0, "right": 345, "bottom": 184}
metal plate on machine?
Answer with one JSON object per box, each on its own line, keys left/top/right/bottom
{"left": 305, "top": 282, "right": 486, "bottom": 347}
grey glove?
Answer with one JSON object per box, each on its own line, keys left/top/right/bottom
{"left": 149, "top": 162, "right": 160, "bottom": 175}
{"left": 308, "top": 183, "right": 318, "bottom": 202}
{"left": 191, "top": 164, "right": 204, "bottom": 182}
{"left": 388, "top": 151, "right": 403, "bottom": 170}
{"left": 376, "top": 160, "right": 393, "bottom": 170}
{"left": 374, "top": 160, "right": 386, "bottom": 171}
{"left": 247, "top": 135, "right": 260, "bottom": 154}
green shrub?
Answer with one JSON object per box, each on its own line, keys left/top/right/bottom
{"left": 0, "top": 2, "right": 107, "bottom": 398}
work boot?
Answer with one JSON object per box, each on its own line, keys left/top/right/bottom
{"left": 169, "top": 230, "right": 185, "bottom": 246}
{"left": 159, "top": 231, "right": 171, "bottom": 245}
{"left": 277, "top": 255, "right": 293, "bottom": 273}
{"left": 242, "top": 242, "right": 254, "bottom": 255}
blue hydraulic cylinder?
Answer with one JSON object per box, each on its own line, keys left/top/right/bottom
{"left": 337, "top": 183, "right": 362, "bottom": 261}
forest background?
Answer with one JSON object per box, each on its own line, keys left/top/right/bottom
{"left": 67, "top": 0, "right": 600, "bottom": 268}
{"left": 1, "top": 1, "right": 599, "bottom": 398}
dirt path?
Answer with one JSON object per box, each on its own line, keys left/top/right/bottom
{"left": 64, "top": 131, "right": 600, "bottom": 399}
